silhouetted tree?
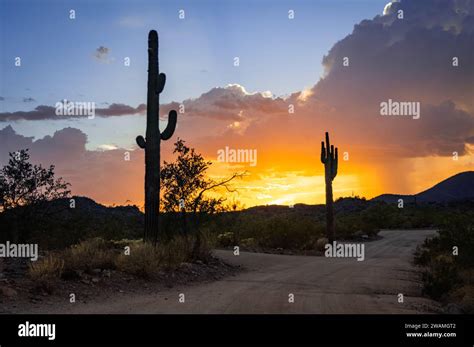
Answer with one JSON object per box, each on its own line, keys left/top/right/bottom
{"left": 0, "top": 149, "right": 70, "bottom": 211}
{"left": 0, "top": 149, "right": 70, "bottom": 242}
{"left": 161, "top": 139, "right": 243, "bottom": 256}
{"left": 136, "top": 30, "right": 178, "bottom": 244}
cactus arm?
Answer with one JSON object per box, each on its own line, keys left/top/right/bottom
{"left": 136, "top": 135, "right": 146, "bottom": 149}
{"left": 161, "top": 110, "right": 178, "bottom": 140}
{"left": 325, "top": 132, "right": 331, "bottom": 158}
{"left": 325, "top": 132, "right": 330, "bottom": 146}
{"left": 321, "top": 141, "right": 326, "bottom": 163}
{"left": 157, "top": 73, "right": 166, "bottom": 94}
{"left": 332, "top": 147, "right": 338, "bottom": 179}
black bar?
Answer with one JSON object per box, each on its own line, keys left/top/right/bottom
{"left": 0, "top": 314, "right": 473, "bottom": 346}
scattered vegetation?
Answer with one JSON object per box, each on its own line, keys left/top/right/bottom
{"left": 212, "top": 212, "right": 325, "bottom": 251}
{"left": 209, "top": 198, "right": 466, "bottom": 253}
{"left": 63, "top": 237, "right": 116, "bottom": 272}
{"left": 115, "top": 233, "right": 214, "bottom": 278}
{"left": 28, "top": 255, "right": 65, "bottom": 293}
{"left": 26, "top": 233, "right": 216, "bottom": 290}
{"left": 0, "top": 197, "right": 143, "bottom": 249}
{"left": 414, "top": 213, "right": 474, "bottom": 312}
{"left": 0, "top": 149, "right": 71, "bottom": 245}
{"left": 3, "top": 148, "right": 474, "bottom": 308}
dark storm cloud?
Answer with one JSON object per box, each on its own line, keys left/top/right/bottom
{"left": 298, "top": 0, "right": 474, "bottom": 157}
{"left": 0, "top": 103, "right": 147, "bottom": 121}
{"left": 0, "top": 105, "right": 57, "bottom": 121}
{"left": 96, "top": 103, "right": 146, "bottom": 116}
{"left": 315, "top": 0, "right": 474, "bottom": 112}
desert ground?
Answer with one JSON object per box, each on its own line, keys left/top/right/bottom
{"left": 22, "top": 229, "right": 439, "bottom": 314}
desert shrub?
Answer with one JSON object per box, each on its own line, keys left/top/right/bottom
{"left": 240, "top": 237, "right": 257, "bottom": 249}
{"left": 415, "top": 216, "right": 474, "bottom": 309}
{"left": 217, "top": 232, "right": 235, "bottom": 247}
{"left": 414, "top": 237, "right": 440, "bottom": 266}
{"left": 335, "top": 215, "right": 360, "bottom": 239}
{"left": 160, "top": 235, "right": 193, "bottom": 268}
{"left": 192, "top": 230, "right": 216, "bottom": 262}
{"left": 63, "top": 238, "right": 116, "bottom": 272}
{"left": 452, "top": 269, "right": 474, "bottom": 313}
{"left": 115, "top": 242, "right": 163, "bottom": 279}
{"left": 110, "top": 239, "right": 142, "bottom": 249}
{"left": 360, "top": 204, "right": 394, "bottom": 229}
{"left": 212, "top": 210, "right": 345, "bottom": 251}
{"left": 28, "top": 255, "right": 64, "bottom": 292}
{"left": 450, "top": 282, "right": 474, "bottom": 313}
{"left": 240, "top": 214, "right": 325, "bottom": 250}
{"left": 316, "top": 237, "right": 329, "bottom": 252}
{"left": 438, "top": 219, "right": 474, "bottom": 268}
{"left": 114, "top": 233, "right": 213, "bottom": 278}
{"left": 254, "top": 216, "right": 317, "bottom": 249}
{"left": 421, "top": 254, "right": 459, "bottom": 299}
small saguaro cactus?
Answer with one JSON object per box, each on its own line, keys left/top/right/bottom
{"left": 136, "top": 30, "right": 178, "bottom": 244}
{"left": 321, "top": 132, "right": 338, "bottom": 243}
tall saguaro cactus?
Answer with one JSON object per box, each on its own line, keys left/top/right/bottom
{"left": 136, "top": 30, "right": 177, "bottom": 244}
{"left": 321, "top": 132, "right": 338, "bottom": 243}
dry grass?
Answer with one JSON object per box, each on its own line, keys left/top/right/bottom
{"left": 27, "top": 233, "right": 215, "bottom": 283}
{"left": 450, "top": 284, "right": 474, "bottom": 313}
{"left": 191, "top": 231, "right": 216, "bottom": 262}
{"left": 115, "top": 233, "right": 214, "bottom": 278}
{"left": 451, "top": 269, "right": 474, "bottom": 313}
{"left": 63, "top": 237, "right": 116, "bottom": 272}
{"left": 114, "top": 242, "right": 163, "bottom": 279}
{"left": 28, "top": 255, "right": 64, "bottom": 292}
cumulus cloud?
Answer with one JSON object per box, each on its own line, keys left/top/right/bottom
{"left": 157, "top": 84, "right": 291, "bottom": 142}
{"left": 176, "top": 84, "right": 287, "bottom": 120}
{"left": 166, "top": 0, "right": 474, "bottom": 168}
{"left": 317, "top": 0, "right": 474, "bottom": 112}
{"left": 0, "top": 126, "right": 144, "bottom": 206}
{"left": 383, "top": 1, "right": 398, "bottom": 16}
{"left": 0, "top": 125, "right": 34, "bottom": 159}
{"left": 0, "top": 84, "right": 284, "bottom": 122}
{"left": 298, "top": 0, "right": 474, "bottom": 158}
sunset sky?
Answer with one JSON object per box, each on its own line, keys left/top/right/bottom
{"left": 1, "top": 0, "right": 473, "bottom": 208}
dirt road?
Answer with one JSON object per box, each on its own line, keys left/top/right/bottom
{"left": 43, "top": 229, "right": 439, "bottom": 314}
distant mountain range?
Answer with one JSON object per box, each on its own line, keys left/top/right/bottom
{"left": 7, "top": 172, "right": 470, "bottom": 219}
{"left": 372, "top": 171, "right": 474, "bottom": 204}
{"left": 62, "top": 172, "right": 474, "bottom": 212}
